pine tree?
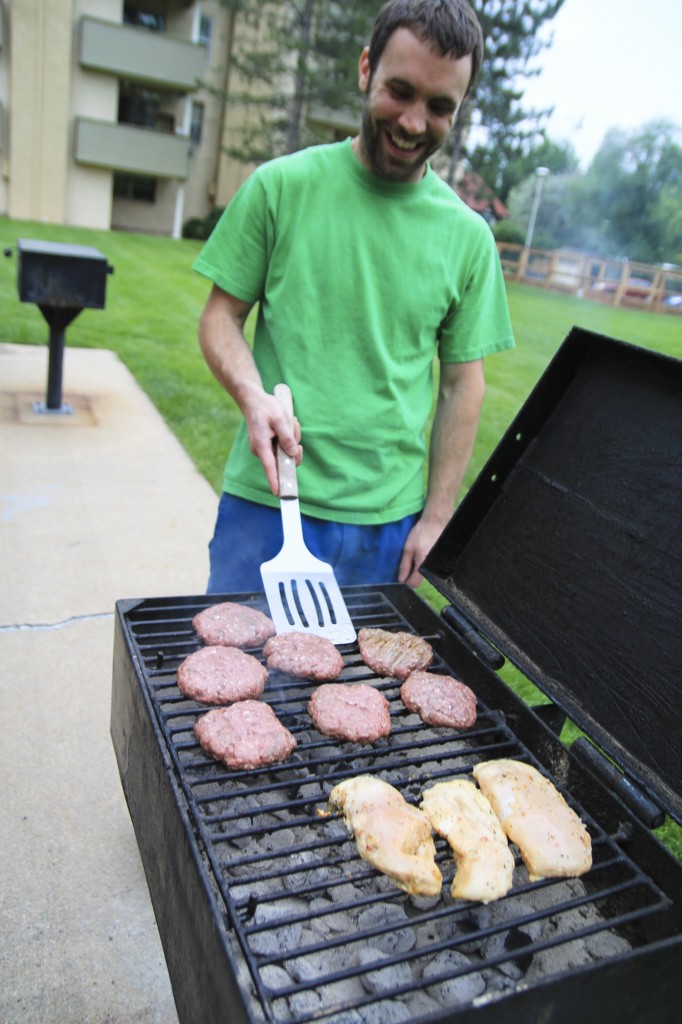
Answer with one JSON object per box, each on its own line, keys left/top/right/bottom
{"left": 442, "top": 0, "right": 566, "bottom": 194}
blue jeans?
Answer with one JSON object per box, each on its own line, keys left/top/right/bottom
{"left": 207, "top": 494, "right": 419, "bottom": 593}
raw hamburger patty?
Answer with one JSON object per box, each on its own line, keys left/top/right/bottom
{"left": 357, "top": 627, "right": 433, "bottom": 681}
{"left": 194, "top": 700, "right": 297, "bottom": 770}
{"left": 263, "top": 631, "right": 344, "bottom": 680}
{"left": 308, "top": 683, "right": 391, "bottom": 744}
{"left": 192, "top": 601, "right": 276, "bottom": 648}
{"left": 177, "top": 645, "right": 268, "bottom": 705}
{"left": 400, "top": 671, "right": 477, "bottom": 729}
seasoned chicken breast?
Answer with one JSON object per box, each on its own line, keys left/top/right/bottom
{"left": 473, "top": 759, "right": 592, "bottom": 881}
{"left": 420, "top": 779, "right": 514, "bottom": 903}
{"left": 328, "top": 776, "right": 442, "bottom": 897}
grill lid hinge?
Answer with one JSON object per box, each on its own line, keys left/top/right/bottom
{"left": 440, "top": 604, "right": 505, "bottom": 669}
{"left": 571, "top": 736, "right": 665, "bottom": 830}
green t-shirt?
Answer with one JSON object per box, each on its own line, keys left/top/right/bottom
{"left": 193, "top": 139, "right": 514, "bottom": 524}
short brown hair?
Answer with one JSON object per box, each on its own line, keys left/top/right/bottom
{"left": 368, "top": 0, "right": 484, "bottom": 94}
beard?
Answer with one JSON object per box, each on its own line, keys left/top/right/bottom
{"left": 358, "top": 103, "right": 443, "bottom": 183}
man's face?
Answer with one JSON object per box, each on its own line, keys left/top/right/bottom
{"left": 357, "top": 27, "right": 472, "bottom": 184}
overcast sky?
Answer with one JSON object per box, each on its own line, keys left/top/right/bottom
{"left": 519, "top": 0, "right": 681, "bottom": 168}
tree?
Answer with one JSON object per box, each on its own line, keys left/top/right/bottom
{"left": 471, "top": 133, "right": 577, "bottom": 204}
{"left": 217, "top": 0, "right": 373, "bottom": 164}
{"left": 653, "top": 183, "right": 682, "bottom": 266}
{"left": 219, "top": 0, "right": 566, "bottom": 175}
{"left": 503, "top": 170, "right": 577, "bottom": 250}
{"left": 570, "top": 120, "right": 682, "bottom": 262}
{"left": 500, "top": 120, "right": 682, "bottom": 262}
{"left": 442, "top": 0, "right": 567, "bottom": 193}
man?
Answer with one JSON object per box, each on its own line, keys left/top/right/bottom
{"left": 194, "top": 0, "right": 514, "bottom": 593}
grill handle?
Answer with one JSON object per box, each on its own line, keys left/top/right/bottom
{"left": 440, "top": 604, "right": 505, "bottom": 669}
{"left": 571, "top": 736, "right": 665, "bottom": 830}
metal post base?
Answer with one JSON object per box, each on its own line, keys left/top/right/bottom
{"left": 32, "top": 401, "right": 73, "bottom": 415}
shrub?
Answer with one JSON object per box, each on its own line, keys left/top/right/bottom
{"left": 182, "top": 217, "right": 206, "bottom": 240}
{"left": 203, "top": 206, "right": 225, "bottom": 236}
{"left": 493, "top": 219, "right": 525, "bottom": 245}
{"left": 182, "top": 207, "right": 225, "bottom": 241}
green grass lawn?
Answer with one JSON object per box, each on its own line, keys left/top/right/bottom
{"left": 3, "top": 216, "right": 680, "bottom": 493}
{"left": 2, "top": 215, "right": 680, "bottom": 860}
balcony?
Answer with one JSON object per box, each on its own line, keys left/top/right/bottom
{"left": 307, "top": 104, "right": 361, "bottom": 136}
{"left": 74, "top": 119, "right": 192, "bottom": 179}
{"left": 79, "top": 16, "right": 206, "bottom": 92}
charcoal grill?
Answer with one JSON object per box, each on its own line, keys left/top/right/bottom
{"left": 6, "top": 239, "right": 113, "bottom": 412}
{"left": 111, "top": 329, "right": 682, "bottom": 1024}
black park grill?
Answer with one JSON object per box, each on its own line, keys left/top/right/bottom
{"left": 111, "top": 329, "right": 682, "bottom": 1024}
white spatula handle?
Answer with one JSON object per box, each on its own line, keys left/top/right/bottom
{"left": 274, "top": 383, "right": 298, "bottom": 499}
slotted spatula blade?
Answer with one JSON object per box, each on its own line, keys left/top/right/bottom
{"left": 260, "top": 384, "right": 356, "bottom": 644}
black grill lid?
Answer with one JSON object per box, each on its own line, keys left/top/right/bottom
{"left": 423, "top": 328, "right": 682, "bottom": 823}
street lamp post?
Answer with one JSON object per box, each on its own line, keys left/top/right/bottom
{"left": 524, "top": 166, "right": 550, "bottom": 250}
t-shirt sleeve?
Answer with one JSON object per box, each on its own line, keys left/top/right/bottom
{"left": 192, "top": 171, "right": 271, "bottom": 302}
{"left": 438, "top": 225, "right": 515, "bottom": 363}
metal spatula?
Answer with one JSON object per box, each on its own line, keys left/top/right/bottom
{"left": 260, "top": 384, "right": 356, "bottom": 644}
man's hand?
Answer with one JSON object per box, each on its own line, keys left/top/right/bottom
{"left": 198, "top": 285, "right": 302, "bottom": 494}
{"left": 242, "top": 386, "right": 302, "bottom": 496}
{"left": 398, "top": 514, "right": 448, "bottom": 588}
{"left": 399, "top": 358, "right": 485, "bottom": 588}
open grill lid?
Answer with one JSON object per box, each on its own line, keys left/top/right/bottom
{"left": 422, "top": 328, "right": 682, "bottom": 824}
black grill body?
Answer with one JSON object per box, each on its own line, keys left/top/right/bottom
{"left": 12, "top": 238, "right": 113, "bottom": 410}
{"left": 111, "top": 330, "right": 682, "bottom": 1023}
{"left": 112, "top": 587, "right": 682, "bottom": 1024}
{"left": 17, "top": 239, "right": 111, "bottom": 309}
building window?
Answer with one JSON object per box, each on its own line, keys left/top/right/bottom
{"left": 190, "top": 102, "right": 204, "bottom": 145}
{"left": 198, "top": 15, "right": 212, "bottom": 47}
{"left": 123, "top": 7, "right": 165, "bottom": 32}
{"left": 118, "top": 85, "right": 174, "bottom": 133}
{"left": 113, "top": 174, "right": 157, "bottom": 202}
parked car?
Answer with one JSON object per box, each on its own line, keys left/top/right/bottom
{"left": 591, "top": 277, "right": 654, "bottom": 299}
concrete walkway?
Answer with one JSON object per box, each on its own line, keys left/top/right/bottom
{"left": 1, "top": 343, "right": 220, "bottom": 1023}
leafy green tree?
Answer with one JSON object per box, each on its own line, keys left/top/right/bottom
{"left": 501, "top": 120, "right": 682, "bottom": 262}
{"left": 569, "top": 120, "right": 682, "bottom": 261}
{"left": 653, "top": 183, "right": 682, "bottom": 266}
{"left": 503, "top": 170, "right": 578, "bottom": 250}
{"left": 472, "top": 135, "right": 577, "bottom": 205}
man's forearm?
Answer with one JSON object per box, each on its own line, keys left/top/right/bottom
{"left": 198, "top": 284, "right": 263, "bottom": 411}
{"left": 423, "top": 359, "right": 485, "bottom": 527}
{"left": 398, "top": 359, "right": 485, "bottom": 587}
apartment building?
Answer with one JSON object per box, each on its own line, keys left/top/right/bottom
{"left": 0, "top": 0, "right": 271, "bottom": 236}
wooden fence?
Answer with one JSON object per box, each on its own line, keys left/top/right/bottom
{"left": 496, "top": 244, "right": 682, "bottom": 315}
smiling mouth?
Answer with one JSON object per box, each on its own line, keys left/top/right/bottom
{"left": 385, "top": 128, "right": 424, "bottom": 155}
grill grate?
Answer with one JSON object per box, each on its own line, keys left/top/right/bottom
{"left": 118, "top": 589, "right": 678, "bottom": 1024}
